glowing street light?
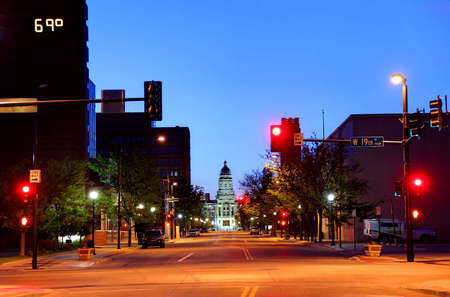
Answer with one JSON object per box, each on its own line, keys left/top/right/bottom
{"left": 391, "top": 73, "right": 406, "bottom": 85}
{"left": 150, "top": 207, "right": 156, "bottom": 213}
{"left": 391, "top": 72, "right": 414, "bottom": 262}
{"left": 157, "top": 135, "right": 166, "bottom": 142}
{"left": 88, "top": 190, "right": 99, "bottom": 255}
{"left": 327, "top": 193, "right": 335, "bottom": 202}
{"left": 137, "top": 203, "right": 144, "bottom": 209}
{"left": 177, "top": 213, "right": 183, "bottom": 219}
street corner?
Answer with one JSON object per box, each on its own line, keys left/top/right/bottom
{"left": 350, "top": 255, "right": 401, "bottom": 263}
{"left": 0, "top": 285, "right": 51, "bottom": 296}
{"left": 404, "top": 279, "right": 450, "bottom": 297}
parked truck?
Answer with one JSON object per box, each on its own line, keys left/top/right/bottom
{"left": 363, "top": 219, "right": 436, "bottom": 244}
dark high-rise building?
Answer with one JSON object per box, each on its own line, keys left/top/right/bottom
{"left": 0, "top": 0, "right": 95, "bottom": 166}
{"left": 96, "top": 112, "right": 191, "bottom": 184}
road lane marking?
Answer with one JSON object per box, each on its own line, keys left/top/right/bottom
{"left": 248, "top": 286, "right": 258, "bottom": 297}
{"left": 241, "top": 247, "right": 254, "bottom": 261}
{"left": 241, "top": 286, "right": 258, "bottom": 297}
{"left": 241, "top": 286, "right": 250, "bottom": 297}
{"left": 177, "top": 252, "right": 194, "bottom": 263}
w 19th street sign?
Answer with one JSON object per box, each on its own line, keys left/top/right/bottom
{"left": 350, "top": 136, "right": 384, "bottom": 147}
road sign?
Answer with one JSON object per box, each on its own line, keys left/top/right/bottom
{"left": 350, "top": 136, "right": 384, "bottom": 147}
{"left": 294, "top": 133, "right": 304, "bottom": 146}
{"left": 30, "top": 169, "right": 41, "bottom": 183}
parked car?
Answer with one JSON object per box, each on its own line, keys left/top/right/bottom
{"left": 188, "top": 229, "right": 200, "bottom": 237}
{"left": 142, "top": 229, "right": 165, "bottom": 248}
{"left": 250, "top": 227, "right": 259, "bottom": 235}
{"left": 363, "top": 219, "right": 436, "bottom": 243}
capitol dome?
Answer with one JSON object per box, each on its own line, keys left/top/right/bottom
{"left": 220, "top": 161, "right": 231, "bottom": 175}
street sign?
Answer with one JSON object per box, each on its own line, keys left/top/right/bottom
{"left": 350, "top": 136, "right": 384, "bottom": 147}
{"left": 294, "top": 133, "right": 304, "bottom": 146}
{"left": 30, "top": 169, "right": 41, "bottom": 183}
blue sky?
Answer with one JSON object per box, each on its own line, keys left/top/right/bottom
{"left": 87, "top": 0, "right": 450, "bottom": 196}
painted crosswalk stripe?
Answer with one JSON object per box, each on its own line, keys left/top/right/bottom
{"left": 241, "top": 286, "right": 258, "bottom": 297}
{"left": 177, "top": 252, "right": 194, "bottom": 263}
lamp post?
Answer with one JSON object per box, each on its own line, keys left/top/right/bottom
{"left": 89, "top": 190, "right": 99, "bottom": 255}
{"left": 327, "top": 193, "right": 336, "bottom": 246}
{"left": 391, "top": 73, "right": 414, "bottom": 262}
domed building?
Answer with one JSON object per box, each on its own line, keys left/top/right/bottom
{"left": 214, "top": 161, "right": 238, "bottom": 231}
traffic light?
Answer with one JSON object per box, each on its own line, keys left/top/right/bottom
{"left": 19, "top": 183, "right": 33, "bottom": 203}
{"left": 394, "top": 180, "right": 402, "bottom": 197}
{"left": 280, "top": 220, "right": 287, "bottom": 227}
{"left": 408, "top": 111, "right": 424, "bottom": 137}
{"left": 429, "top": 96, "right": 447, "bottom": 129}
{"left": 237, "top": 195, "right": 246, "bottom": 203}
{"left": 20, "top": 216, "right": 31, "bottom": 228}
{"left": 144, "top": 81, "right": 162, "bottom": 121}
{"left": 270, "top": 125, "right": 284, "bottom": 152}
{"left": 281, "top": 211, "right": 288, "bottom": 218}
{"left": 412, "top": 209, "right": 420, "bottom": 219}
{"left": 411, "top": 177, "right": 424, "bottom": 196}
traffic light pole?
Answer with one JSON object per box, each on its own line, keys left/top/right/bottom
{"left": 402, "top": 83, "right": 414, "bottom": 262}
{"left": 32, "top": 114, "right": 38, "bottom": 269}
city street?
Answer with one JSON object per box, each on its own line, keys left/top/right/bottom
{"left": 1, "top": 232, "right": 450, "bottom": 297}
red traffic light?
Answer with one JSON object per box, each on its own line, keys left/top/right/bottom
{"left": 272, "top": 126, "right": 281, "bottom": 136}
{"left": 412, "top": 209, "right": 420, "bottom": 219}
{"left": 237, "top": 195, "right": 246, "bottom": 202}
{"left": 413, "top": 178, "right": 423, "bottom": 187}
{"left": 280, "top": 220, "right": 287, "bottom": 227}
{"left": 22, "top": 185, "right": 30, "bottom": 193}
{"left": 18, "top": 183, "right": 33, "bottom": 203}
{"left": 281, "top": 211, "right": 288, "bottom": 218}
{"left": 20, "top": 216, "right": 30, "bottom": 227}
{"left": 270, "top": 125, "right": 284, "bottom": 152}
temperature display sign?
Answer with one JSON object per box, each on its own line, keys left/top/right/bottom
{"left": 34, "top": 18, "right": 64, "bottom": 33}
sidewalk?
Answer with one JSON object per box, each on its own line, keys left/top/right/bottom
{"left": 0, "top": 245, "right": 134, "bottom": 271}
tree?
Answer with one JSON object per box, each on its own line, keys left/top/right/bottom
{"left": 39, "top": 159, "right": 91, "bottom": 247}
{"left": 173, "top": 179, "right": 204, "bottom": 234}
{"left": 89, "top": 151, "right": 160, "bottom": 247}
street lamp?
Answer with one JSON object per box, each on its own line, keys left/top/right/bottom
{"left": 391, "top": 73, "right": 414, "bottom": 262}
{"left": 88, "top": 190, "right": 99, "bottom": 255}
{"left": 137, "top": 203, "right": 144, "bottom": 209}
{"left": 327, "top": 193, "right": 335, "bottom": 202}
{"left": 327, "top": 193, "right": 336, "bottom": 246}
{"left": 150, "top": 206, "right": 156, "bottom": 213}
{"left": 177, "top": 213, "right": 183, "bottom": 219}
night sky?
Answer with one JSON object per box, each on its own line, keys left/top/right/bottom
{"left": 87, "top": 0, "right": 450, "bottom": 197}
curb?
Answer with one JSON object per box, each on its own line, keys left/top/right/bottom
{"left": 407, "top": 288, "right": 450, "bottom": 297}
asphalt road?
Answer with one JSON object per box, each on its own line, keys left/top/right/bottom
{"left": 1, "top": 232, "right": 449, "bottom": 297}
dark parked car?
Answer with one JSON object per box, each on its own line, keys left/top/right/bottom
{"left": 142, "top": 229, "right": 165, "bottom": 248}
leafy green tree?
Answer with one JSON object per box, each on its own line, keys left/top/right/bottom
{"left": 173, "top": 179, "right": 204, "bottom": 234}
{"left": 39, "top": 159, "right": 91, "bottom": 247}
{"left": 89, "top": 151, "right": 160, "bottom": 247}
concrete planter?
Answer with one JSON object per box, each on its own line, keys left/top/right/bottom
{"left": 78, "top": 248, "right": 94, "bottom": 260}
{"left": 364, "top": 244, "right": 382, "bottom": 257}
